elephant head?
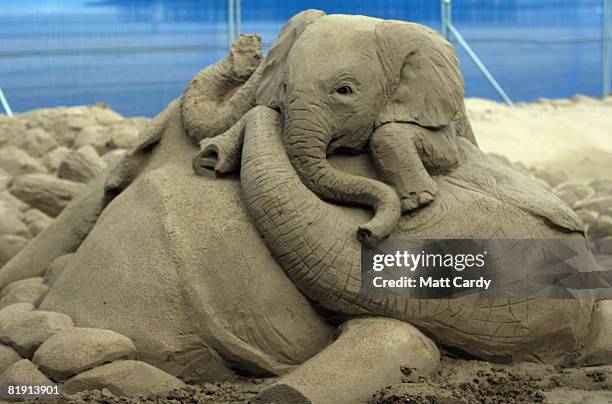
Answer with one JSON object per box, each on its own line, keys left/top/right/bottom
{"left": 255, "top": 12, "right": 474, "bottom": 246}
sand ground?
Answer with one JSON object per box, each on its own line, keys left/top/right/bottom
{"left": 468, "top": 95, "right": 612, "bottom": 181}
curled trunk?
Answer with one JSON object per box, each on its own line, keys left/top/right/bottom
{"left": 181, "top": 34, "right": 263, "bottom": 143}
{"left": 241, "top": 106, "right": 591, "bottom": 362}
{"left": 283, "top": 109, "right": 401, "bottom": 247}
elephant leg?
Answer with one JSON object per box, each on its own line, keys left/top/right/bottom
{"left": 370, "top": 122, "right": 438, "bottom": 213}
{"left": 577, "top": 300, "right": 612, "bottom": 366}
{"left": 253, "top": 317, "right": 440, "bottom": 404}
{"left": 193, "top": 113, "right": 247, "bottom": 177}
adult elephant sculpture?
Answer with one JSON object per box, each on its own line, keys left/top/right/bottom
{"left": 0, "top": 9, "right": 606, "bottom": 404}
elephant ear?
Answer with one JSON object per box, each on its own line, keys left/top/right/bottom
{"left": 256, "top": 9, "right": 326, "bottom": 109}
{"left": 375, "top": 21, "right": 463, "bottom": 129}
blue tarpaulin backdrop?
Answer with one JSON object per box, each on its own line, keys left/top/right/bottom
{"left": 0, "top": 0, "right": 604, "bottom": 116}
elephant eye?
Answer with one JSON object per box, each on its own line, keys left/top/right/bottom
{"left": 335, "top": 86, "right": 354, "bottom": 95}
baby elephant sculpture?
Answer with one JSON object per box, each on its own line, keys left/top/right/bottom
{"left": 189, "top": 11, "right": 476, "bottom": 247}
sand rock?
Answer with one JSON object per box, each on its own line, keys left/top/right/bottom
{"left": 0, "top": 304, "right": 35, "bottom": 342}
{"left": 19, "top": 107, "right": 97, "bottom": 146}
{"left": 0, "top": 116, "right": 25, "bottom": 144}
{"left": 64, "top": 360, "right": 186, "bottom": 396}
{"left": 588, "top": 215, "right": 612, "bottom": 240}
{"left": 44, "top": 254, "right": 74, "bottom": 287}
{"left": 574, "top": 210, "right": 599, "bottom": 229}
{"left": 91, "top": 106, "right": 124, "bottom": 126}
{"left": 109, "top": 123, "right": 139, "bottom": 149}
{"left": 575, "top": 196, "right": 612, "bottom": 214}
{"left": 0, "top": 168, "right": 10, "bottom": 191}
{"left": 24, "top": 208, "right": 53, "bottom": 237}
{"left": 0, "top": 277, "right": 44, "bottom": 298}
{"left": 58, "top": 145, "right": 107, "bottom": 183}
{"left": 42, "top": 146, "right": 71, "bottom": 172}
{"left": 533, "top": 167, "right": 568, "bottom": 188}
{"left": 0, "top": 235, "right": 29, "bottom": 266}
{"left": 73, "top": 126, "right": 111, "bottom": 155}
{"left": 20, "top": 128, "right": 59, "bottom": 158}
{"left": 65, "top": 114, "right": 99, "bottom": 132}
{"left": 589, "top": 178, "right": 612, "bottom": 194}
{"left": 555, "top": 190, "right": 581, "bottom": 208}
{"left": 0, "top": 201, "right": 30, "bottom": 238}
{"left": 0, "top": 116, "right": 27, "bottom": 148}
{"left": 0, "top": 345, "right": 21, "bottom": 374}
{"left": 0, "top": 310, "right": 73, "bottom": 357}
{"left": 0, "top": 303, "right": 35, "bottom": 321}
{"left": 0, "top": 359, "right": 52, "bottom": 386}
{"left": 0, "top": 191, "right": 29, "bottom": 212}
{"left": 33, "top": 328, "right": 137, "bottom": 381}
{"left": 578, "top": 301, "right": 612, "bottom": 366}
{"left": 0, "top": 282, "right": 49, "bottom": 309}
{"left": 102, "top": 149, "right": 128, "bottom": 165}
{"left": 555, "top": 181, "right": 595, "bottom": 198}
{"left": 10, "top": 173, "right": 86, "bottom": 217}
{"left": 0, "top": 147, "right": 47, "bottom": 176}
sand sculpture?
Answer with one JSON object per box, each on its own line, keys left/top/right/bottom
{"left": 1, "top": 10, "right": 611, "bottom": 403}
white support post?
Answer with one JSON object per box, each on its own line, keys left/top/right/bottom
{"left": 228, "top": 0, "right": 235, "bottom": 49}
{"left": 440, "top": 0, "right": 514, "bottom": 107}
{"left": 227, "top": 0, "right": 242, "bottom": 50}
{"left": 604, "top": 0, "right": 612, "bottom": 96}
{"left": 0, "top": 87, "right": 13, "bottom": 116}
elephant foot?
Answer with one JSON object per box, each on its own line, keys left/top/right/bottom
{"left": 576, "top": 300, "right": 612, "bottom": 366}
{"left": 398, "top": 175, "right": 438, "bottom": 213}
{"left": 253, "top": 317, "right": 440, "bottom": 404}
{"left": 400, "top": 189, "right": 436, "bottom": 213}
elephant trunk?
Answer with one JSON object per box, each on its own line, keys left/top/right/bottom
{"left": 181, "top": 34, "right": 263, "bottom": 143}
{"left": 283, "top": 108, "right": 401, "bottom": 247}
{"left": 241, "top": 106, "right": 373, "bottom": 315}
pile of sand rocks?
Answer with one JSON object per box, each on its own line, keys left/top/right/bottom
{"left": 0, "top": 105, "right": 149, "bottom": 267}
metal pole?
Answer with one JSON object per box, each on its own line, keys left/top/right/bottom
{"left": 228, "top": 0, "right": 235, "bottom": 49}
{"left": 441, "top": 0, "right": 450, "bottom": 40}
{"left": 604, "top": 0, "right": 611, "bottom": 96}
{"left": 447, "top": 23, "right": 514, "bottom": 107}
{"left": 441, "top": 0, "right": 513, "bottom": 106}
{"left": 236, "top": 0, "right": 241, "bottom": 38}
{"left": 0, "top": 87, "right": 13, "bottom": 116}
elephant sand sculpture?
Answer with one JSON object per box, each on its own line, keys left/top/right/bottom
{"left": 0, "top": 10, "right": 609, "bottom": 404}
